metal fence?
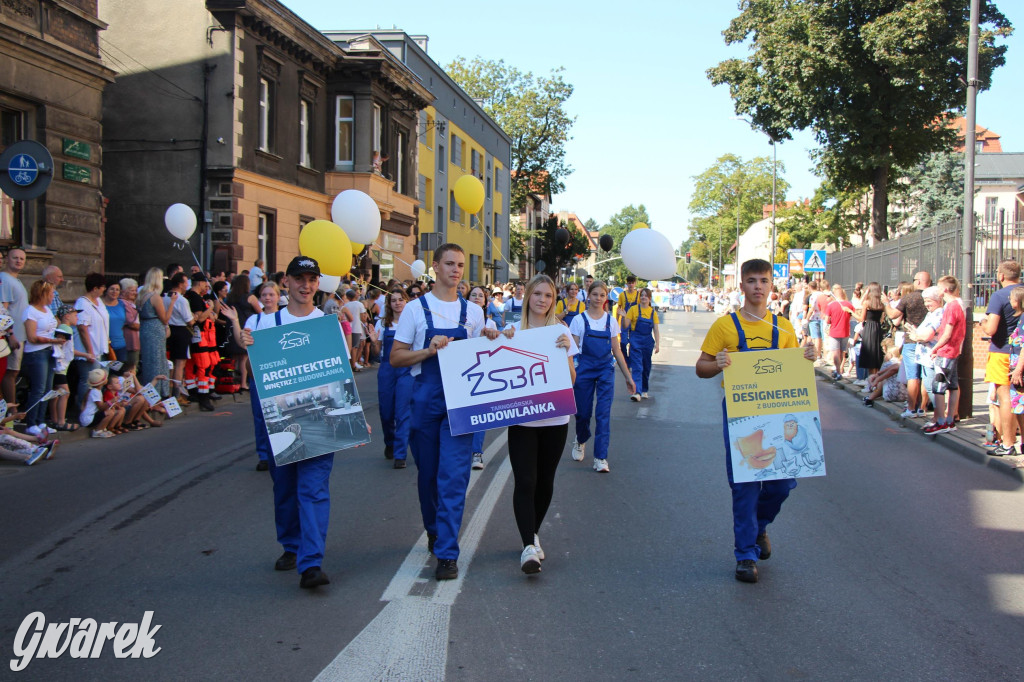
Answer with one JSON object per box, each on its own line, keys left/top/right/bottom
{"left": 824, "top": 218, "right": 1024, "bottom": 308}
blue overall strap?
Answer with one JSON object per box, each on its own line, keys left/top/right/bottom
{"left": 419, "top": 295, "right": 433, "bottom": 331}
{"left": 730, "top": 313, "right": 748, "bottom": 352}
{"left": 459, "top": 297, "right": 468, "bottom": 326}
{"left": 274, "top": 310, "right": 283, "bottom": 327}
{"left": 771, "top": 314, "right": 779, "bottom": 350}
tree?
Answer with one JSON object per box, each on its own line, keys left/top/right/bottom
{"left": 898, "top": 151, "right": 966, "bottom": 230}
{"left": 446, "top": 57, "right": 575, "bottom": 213}
{"left": 534, "top": 217, "right": 591, "bottom": 280}
{"left": 688, "top": 154, "right": 789, "bottom": 269}
{"left": 595, "top": 205, "right": 651, "bottom": 284}
{"left": 708, "top": 0, "right": 1012, "bottom": 242}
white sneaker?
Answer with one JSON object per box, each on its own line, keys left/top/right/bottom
{"left": 630, "top": 393, "right": 641, "bottom": 402}
{"left": 355, "top": 362, "right": 364, "bottom": 369}
{"left": 923, "top": 421, "right": 936, "bottom": 428}
{"left": 571, "top": 439, "right": 585, "bottom": 462}
{"left": 471, "top": 452, "right": 484, "bottom": 470}
{"left": 26, "top": 425, "right": 42, "bottom": 437}
{"left": 593, "top": 458, "right": 609, "bottom": 473}
{"left": 900, "top": 409, "right": 917, "bottom": 418}
{"left": 853, "top": 379, "right": 868, "bottom": 386}
{"left": 534, "top": 534, "right": 545, "bottom": 561}
{"left": 91, "top": 429, "right": 113, "bottom": 439}
{"left": 520, "top": 545, "right": 541, "bottom": 574}
{"left": 641, "top": 392, "right": 650, "bottom": 399}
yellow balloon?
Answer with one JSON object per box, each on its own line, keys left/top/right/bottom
{"left": 631, "top": 222, "right": 649, "bottom": 231}
{"left": 299, "top": 220, "right": 353, "bottom": 276}
{"left": 453, "top": 175, "right": 485, "bottom": 214}
{"left": 351, "top": 242, "right": 365, "bottom": 256}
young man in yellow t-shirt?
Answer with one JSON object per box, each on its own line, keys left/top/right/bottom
{"left": 696, "top": 259, "right": 816, "bottom": 584}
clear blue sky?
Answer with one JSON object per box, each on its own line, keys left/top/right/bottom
{"left": 285, "top": 0, "right": 1023, "bottom": 249}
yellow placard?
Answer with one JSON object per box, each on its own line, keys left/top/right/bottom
{"left": 724, "top": 348, "right": 818, "bottom": 418}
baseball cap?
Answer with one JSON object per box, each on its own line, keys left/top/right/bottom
{"left": 56, "top": 305, "right": 81, "bottom": 318}
{"left": 286, "top": 256, "right": 320, "bottom": 277}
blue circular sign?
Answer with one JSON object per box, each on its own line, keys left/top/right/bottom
{"left": 8, "top": 153, "right": 39, "bottom": 186}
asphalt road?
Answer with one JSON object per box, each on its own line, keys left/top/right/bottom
{"left": 1, "top": 310, "right": 1022, "bottom": 681}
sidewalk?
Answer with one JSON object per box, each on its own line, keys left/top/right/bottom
{"left": 814, "top": 366, "right": 1024, "bottom": 481}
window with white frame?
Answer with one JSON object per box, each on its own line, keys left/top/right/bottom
{"left": 258, "top": 78, "right": 275, "bottom": 152}
{"left": 299, "top": 100, "right": 312, "bottom": 167}
{"left": 396, "top": 131, "right": 405, "bottom": 194}
{"left": 335, "top": 95, "right": 354, "bottom": 168}
{"left": 985, "top": 197, "right": 999, "bottom": 224}
{"left": 258, "top": 211, "right": 276, "bottom": 271}
{"left": 372, "top": 104, "right": 382, "bottom": 157}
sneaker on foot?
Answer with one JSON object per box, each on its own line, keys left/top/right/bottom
{"left": 534, "top": 534, "right": 545, "bottom": 561}
{"left": 630, "top": 393, "right": 641, "bottom": 402}
{"left": 991, "top": 444, "right": 1018, "bottom": 457}
{"left": 43, "top": 440, "right": 58, "bottom": 460}
{"left": 571, "top": 439, "right": 585, "bottom": 462}
{"left": 299, "top": 566, "right": 330, "bottom": 589}
{"left": 91, "top": 429, "right": 113, "bottom": 439}
{"left": 944, "top": 422, "right": 957, "bottom": 432}
{"left": 520, "top": 545, "right": 542, "bottom": 574}
{"left": 26, "top": 425, "right": 42, "bottom": 437}
{"left": 472, "top": 452, "right": 484, "bottom": 470}
{"left": 641, "top": 392, "right": 650, "bottom": 399}
{"left": 916, "top": 409, "right": 927, "bottom": 417}
{"left": 900, "top": 409, "right": 917, "bottom": 418}
{"left": 26, "top": 447, "right": 46, "bottom": 466}
{"left": 735, "top": 559, "right": 758, "bottom": 583}
{"left": 435, "top": 558, "right": 458, "bottom": 581}
{"left": 923, "top": 423, "right": 951, "bottom": 435}
{"left": 593, "top": 458, "right": 609, "bottom": 473}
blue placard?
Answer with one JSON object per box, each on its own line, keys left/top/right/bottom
{"left": 773, "top": 263, "right": 789, "bottom": 278}
{"left": 8, "top": 154, "right": 38, "bottom": 186}
{"left": 803, "top": 250, "right": 827, "bottom": 272}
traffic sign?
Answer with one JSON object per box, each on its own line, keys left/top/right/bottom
{"left": 804, "top": 249, "right": 827, "bottom": 272}
{"left": 773, "top": 263, "right": 789, "bottom": 278}
{"left": 0, "top": 140, "right": 54, "bottom": 200}
{"left": 788, "top": 249, "right": 805, "bottom": 275}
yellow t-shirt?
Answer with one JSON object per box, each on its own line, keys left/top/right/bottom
{"left": 700, "top": 312, "right": 799, "bottom": 356}
{"left": 626, "top": 306, "right": 659, "bottom": 331}
{"left": 556, "top": 298, "right": 584, "bottom": 316}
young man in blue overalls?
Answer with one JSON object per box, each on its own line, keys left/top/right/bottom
{"left": 617, "top": 275, "right": 640, "bottom": 364}
{"left": 390, "top": 244, "right": 500, "bottom": 580}
{"left": 696, "top": 259, "right": 816, "bottom": 583}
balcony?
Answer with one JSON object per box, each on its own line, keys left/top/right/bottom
{"left": 325, "top": 171, "right": 419, "bottom": 223}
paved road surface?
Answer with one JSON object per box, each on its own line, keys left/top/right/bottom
{"left": 1, "top": 310, "right": 1022, "bottom": 680}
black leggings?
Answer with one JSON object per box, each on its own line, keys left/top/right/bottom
{"left": 508, "top": 423, "right": 569, "bottom": 547}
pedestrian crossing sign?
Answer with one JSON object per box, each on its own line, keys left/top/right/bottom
{"left": 804, "top": 250, "right": 826, "bottom": 272}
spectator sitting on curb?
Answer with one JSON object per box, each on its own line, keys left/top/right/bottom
{"left": 861, "top": 342, "right": 907, "bottom": 407}
{"left": 79, "top": 367, "right": 120, "bottom": 438}
{"left": 0, "top": 400, "right": 56, "bottom": 465}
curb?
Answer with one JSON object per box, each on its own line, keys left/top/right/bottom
{"left": 814, "top": 367, "right": 1024, "bottom": 482}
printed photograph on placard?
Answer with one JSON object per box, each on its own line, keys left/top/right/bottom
{"left": 257, "top": 379, "right": 368, "bottom": 466}
{"left": 727, "top": 412, "right": 825, "bottom": 482}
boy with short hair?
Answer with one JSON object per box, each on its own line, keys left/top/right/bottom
{"left": 696, "top": 259, "right": 816, "bottom": 584}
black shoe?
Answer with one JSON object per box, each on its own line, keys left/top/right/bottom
{"left": 209, "top": 392, "right": 223, "bottom": 401}
{"left": 256, "top": 460, "right": 269, "bottom": 471}
{"left": 863, "top": 398, "right": 874, "bottom": 407}
{"left": 394, "top": 459, "right": 406, "bottom": 469}
{"left": 435, "top": 558, "right": 458, "bottom": 581}
{"left": 299, "top": 566, "right": 330, "bottom": 588}
{"left": 735, "top": 559, "right": 758, "bottom": 583}
{"left": 198, "top": 397, "right": 215, "bottom": 412}
{"left": 990, "top": 444, "right": 1017, "bottom": 457}
{"left": 756, "top": 532, "right": 771, "bottom": 560}
{"left": 384, "top": 444, "right": 394, "bottom": 460}
{"left": 274, "top": 551, "right": 296, "bottom": 571}
{"left": 427, "top": 533, "right": 437, "bottom": 554}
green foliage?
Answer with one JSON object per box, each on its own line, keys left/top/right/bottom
{"left": 446, "top": 57, "right": 575, "bottom": 213}
{"left": 688, "top": 154, "right": 789, "bottom": 269}
{"left": 897, "top": 151, "right": 966, "bottom": 229}
{"left": 708, "top": 0, "right": 1013, "bottom": 241}
{"left": 595, "top": 205, "right": 651, "bottom": 284}
{"left": 508, "top": 221, "right": 529, "bottom": 262}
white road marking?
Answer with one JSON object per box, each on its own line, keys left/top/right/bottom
{"left": 315, "top": 431, "right": 511, "bottom": 681}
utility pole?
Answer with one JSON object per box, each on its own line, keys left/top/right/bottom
{"left": 958, "top": 0, "right": 980, "bottom": 420}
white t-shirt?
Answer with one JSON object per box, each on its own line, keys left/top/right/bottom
{"left": 568, "top": 311, "right": 620, "bottom": 355}
{"left": 79, "top": 387, "right": 103, "bottom": 427}
{"left": 244, "top": 306, "right": 325, "bottom": 331}
{"left": 394, "top": 293, "right": 485, "bottom": 377}
{"left": 23, "top": 305, "right": 58, "bottom": 354}
{"left": 75, "top": 296, "right": 110, "bottom": 356}
{"left": 0, "top": 273, "right": 28, "bottom": 342}
{"left": 343, "top": 300, "right": 367, "bottom": 335}
{"left": 504, "top": 320, "right": 578, "bottom": 428}
{"left": 249, "top": 267, "right": 265, "bottom": 290}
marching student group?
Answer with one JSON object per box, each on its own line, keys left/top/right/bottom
{"left": 230, "top": 246, "right": 799, "bottom": 588}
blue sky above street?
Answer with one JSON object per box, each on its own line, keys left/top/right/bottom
{"left": 285, "top": 0, "right": 1024, "bottom": 249}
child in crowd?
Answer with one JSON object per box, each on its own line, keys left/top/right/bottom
{"left": 117, "top": 363, "right": 164, "bottom": 428}
{"left": 79, "top": 367, "right": 123, "bottom": 438}
{"left": 861, "top": 343, "right": 907, "bottom": 407}
{"left": 0, "top": 401, "right": 56, "bottom": 465}
{"left": 49, "top": 305, "right": 91, "bottom": 431}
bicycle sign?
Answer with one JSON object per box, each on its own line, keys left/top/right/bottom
{"left": 9, "top": 154, "right": 38, "bottom": 186}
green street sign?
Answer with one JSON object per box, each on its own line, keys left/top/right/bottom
{"left": 62, "top": 138, "right": 91, "bottom": 161}
{"left": 62, "top": 163, "right": 91, "bottom": 184}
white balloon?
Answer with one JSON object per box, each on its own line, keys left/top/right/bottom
{"left": 318, "top": 274, "right": 340, "bottom": 294}
{"left": 164, "top": 203, "right": 197, "bottom": 241}
{"left": 410, "top": 259, "right": 426, "bottom": 279}
{"left": 331, "top": 190, "right": 382, "bottom": 245}
{"left": 620, "top": 229, "right": 677, "bottom": 280}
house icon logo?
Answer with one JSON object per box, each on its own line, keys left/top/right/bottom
{"left": 461, "top": 346, "right": 551, "bottom": 396}
{"left": 753, "top": 358, "right": 783, "bottom": 375}
{"left": 279, "top": 330, "right": 311, "bottom": 350}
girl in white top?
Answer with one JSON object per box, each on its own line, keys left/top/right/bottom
{"left": 467, "top": 286, "right": 498, "bottom": 470}
{"left": 499, "top": 274, "right": 578, "bottom": 574}
{"left": 22, "top": 281, "right": 62, "bottom": 436}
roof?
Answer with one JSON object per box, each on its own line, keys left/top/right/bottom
{"left": 974, "top": 153, "right": 1024, "bottom": 181}
{"left": 949, "top": 116, "right": 1003, "bottom": 152}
